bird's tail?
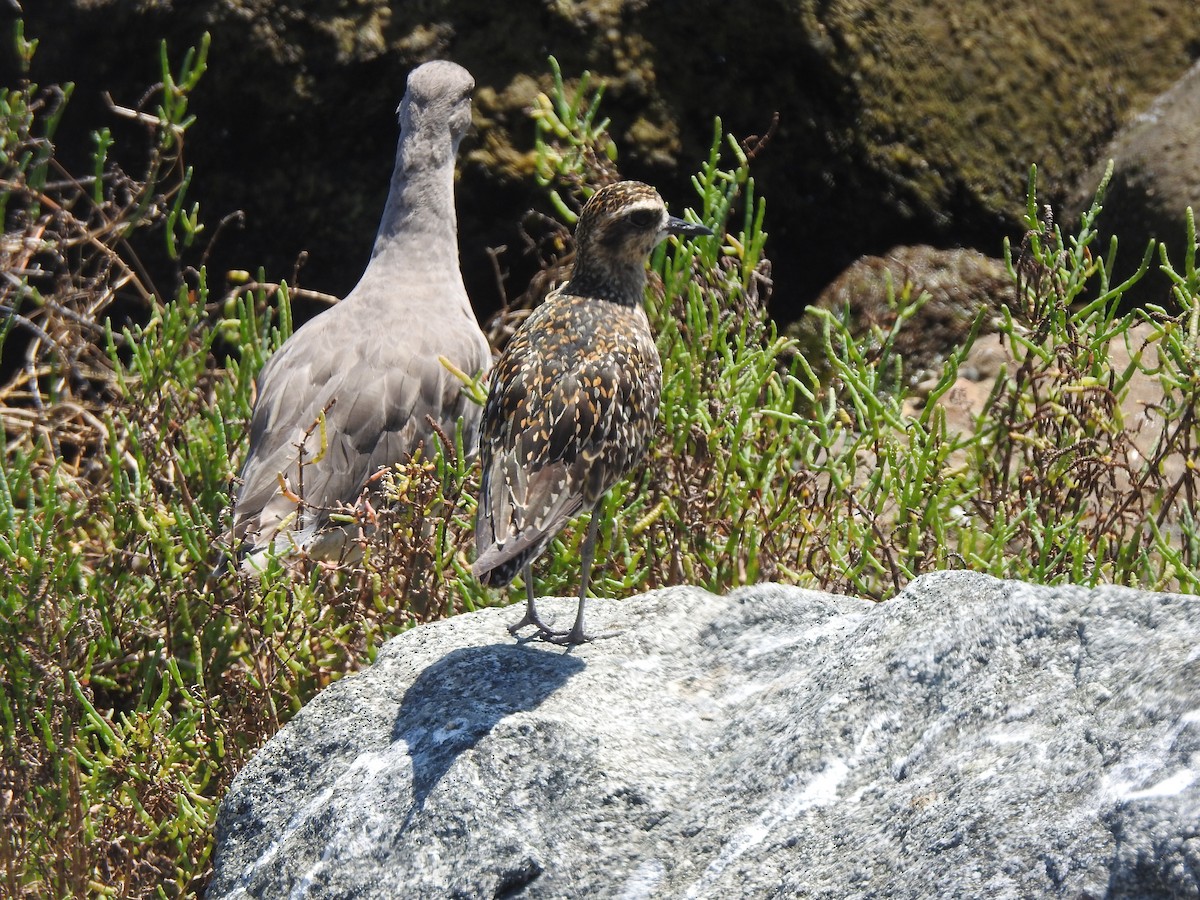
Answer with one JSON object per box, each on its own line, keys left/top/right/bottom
{"left": 472, "top": 536, "right": 548, "bottom": 588}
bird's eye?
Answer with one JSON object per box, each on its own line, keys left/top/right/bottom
{"left": 627, "top": 209, "right": 659, "bottom": 230}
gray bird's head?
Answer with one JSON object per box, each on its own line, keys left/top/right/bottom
{"left": 397, "top": 60, "right": 475, "bottom": 159}
{"left": 567, "top": 180, "right": 713, "bottom": 304}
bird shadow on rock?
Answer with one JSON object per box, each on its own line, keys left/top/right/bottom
{"left": 393, "top": 643, "right": 584, "bottom": 827}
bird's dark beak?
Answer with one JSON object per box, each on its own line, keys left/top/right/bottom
{"left": 666, "top": 216, "right": 713, "bottom": 238}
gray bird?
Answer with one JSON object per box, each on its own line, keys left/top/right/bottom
{"left": 232, "top": 60, "right": 492, "bottom": 572}
{"left": 472, "top": 181, "right": 712, "bottom": 644}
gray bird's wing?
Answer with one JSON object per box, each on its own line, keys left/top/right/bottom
{"left": 234, "top": 297, "right": 490, "bottom": 555}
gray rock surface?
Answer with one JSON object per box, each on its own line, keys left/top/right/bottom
{"left": 209, "top": 572, "right": 1200, "bottom": 898}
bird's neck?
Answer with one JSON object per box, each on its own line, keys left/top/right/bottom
{"left": 369, "top": 130, "right": 460, "bottom": 270}
{"left": 564, "top": 256, "right": 647, "bottom": 307}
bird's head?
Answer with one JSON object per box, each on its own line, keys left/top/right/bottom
{"left": 568, "top": 181, "right": 713, "bottom": 303}
{"left": 397, "top": 60, "right": 475, "bottom": 154}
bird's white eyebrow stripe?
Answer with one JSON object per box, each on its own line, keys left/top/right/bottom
{"left": 620, "top": 199, "right": 664, "bottom": 217}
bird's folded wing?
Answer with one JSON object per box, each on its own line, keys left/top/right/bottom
{"left": 475, "top": 358, "right": 630, "bottom": 571}
{"left": 234, "top": 310, "right": 487, "bottom": 551}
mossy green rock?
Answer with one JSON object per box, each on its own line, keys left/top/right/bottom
{"left": 25, "top": 1, "right": 1200, "bottom": 321}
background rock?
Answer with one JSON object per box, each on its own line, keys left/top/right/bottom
{"left": 210, "top": 572, "right": 1200, "bottom": 898}
{"left": 20, "top": 1, "right": 1200, "bottom": 325}
{"left": 785, "top": 245, "right": 1014, "bottom": 389}
{"left": 1068, "top": 60, "right": 1200, "bottom": 305}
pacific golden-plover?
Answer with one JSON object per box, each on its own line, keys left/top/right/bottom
{"left": 472, "top": 180, "right": 712, "bottom": 644}
{"left": 232, "top": 61, "right": 491, "bottom": 572}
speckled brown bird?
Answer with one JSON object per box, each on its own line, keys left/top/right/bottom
{"left": 472, "top": 181, "right": 712, "bottom": 644}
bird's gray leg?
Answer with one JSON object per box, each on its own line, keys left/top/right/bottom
{"left": 547, "top": 512, "right": 600, "bottom": 645}
{"left": 506, "top": 564, "right": 540, "bottom": 633}
{"left": 507, "top": 563, "right": 566, "bottom": 636}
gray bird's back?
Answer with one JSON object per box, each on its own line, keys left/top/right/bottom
{"left": 232, "top": 60, "right": 491, "bottom": 569}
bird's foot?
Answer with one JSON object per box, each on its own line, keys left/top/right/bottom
{"left": 540, "top": 625, "right": 621, "bottom": 646}
{"left": 541, "top": 627, "right": 592, "bottom": 646}
{"left": 507, "top": 610, "right": 568, "bottom": 638}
